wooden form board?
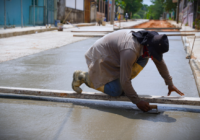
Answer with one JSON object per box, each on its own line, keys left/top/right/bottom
{"left": 73, "top": 34, "right": 195, "bottom": 37}
{"left": 124, "top": 27, "right": 182, "bottom": 30}
{"left": 0, "top": 87, "right": 200, "bottom": 106}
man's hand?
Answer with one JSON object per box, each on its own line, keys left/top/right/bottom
{"left": 136, "top": 101, "right": 151, "bottom": 112}
{"left": 168, "top": 85, "right": 184, "bottom": 96}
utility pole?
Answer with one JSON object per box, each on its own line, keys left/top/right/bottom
{"left": 176, "top": 0, "right": 180, "bottom": 24}
{"left": 110, "top": 0, "right": 115, "bottom": 25}
{"left": 4, "top": 0, "right": 6, "bottom": 29}
{"left": 34, "top": 0, "right": 35, "bottom": 26}
{"left": 21, "top": 0, "right": 23, "bottom": 28}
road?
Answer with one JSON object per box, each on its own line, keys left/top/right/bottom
{"left": 0, "top": 32, "right": 200, "bottom": 140}
{"left": 0, "top": 33, "right": 198, "bottom": 97}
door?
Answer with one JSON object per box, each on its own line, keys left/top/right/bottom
{"left": 84, "top": 0, "right": 90, "bottom": 23}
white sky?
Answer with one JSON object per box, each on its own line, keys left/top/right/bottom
{"left": 142, "top": 0, "right": 153, "bottom": 6}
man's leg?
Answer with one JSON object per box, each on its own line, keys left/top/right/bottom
{"left": 72, "top": 71, "right": 104, "bottom": 93}
{"left": 104, "top": 79, "right": 122, "bottom": 96}
{"left": 131, "top": 56, "right": 149, "bottom": 79}
{"left": 72, "top": 71, "right": 122, "bottom": 96}
{"left": 72, "top": 56, "right": 149, "bottom": 95}
{"left": 103, "top": 56, "right": 149, "bottom": 96}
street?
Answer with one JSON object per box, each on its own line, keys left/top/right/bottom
{"left": 0, "top": 33, "right": 198, "bottom": 96}
{"left": 1, "top": 0, "right": 200, "bottom": 139}
{"left": 1, "top": 30, "right": 200, "bottom": 140}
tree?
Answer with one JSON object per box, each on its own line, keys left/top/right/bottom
{"left": 161, "top": 0, "right": 177, "bottom": 12}
{"left": 123, "top": 0, "right": 143, "bottom": 19}
{"left": 133, "top": 13, "right": 141, "bottom": 19}
{"left": 134, "top": 4, "right": 149, "bottom": 19}
{"left": 145, "top": 0, "right": 164, "bottom": 19}
{"left": 115, "top": 0, "right": 126, "bottom": 9}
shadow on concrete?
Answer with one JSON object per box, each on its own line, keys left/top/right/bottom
{"left": 2, "top": 94, "right": 200, "bottom": 124}
{"left": 70, "top": 102, "right": 177, "bottom": 123}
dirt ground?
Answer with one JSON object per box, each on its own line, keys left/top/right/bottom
{"left": 133, "top": 20, "right": 178, "bottom": 31}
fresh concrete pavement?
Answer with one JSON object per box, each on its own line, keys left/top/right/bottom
{"left": 0, "top": 20, "right": 200, "bottom": 139}
{"left": 0, "top": 20, "right": 147, "bottom": 63}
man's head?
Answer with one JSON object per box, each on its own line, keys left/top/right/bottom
{"left": 132, "top": 30, "right": 169, "bottom": 61}
{"left": 147, "top": 33, "right": 169, "bottom": 61}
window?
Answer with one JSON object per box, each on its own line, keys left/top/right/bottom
{"left": 65, "top": 0, "right": 84, "bottom": 11}
{"left": 32, "top": 0, "right": 38, "bottom": 6}
{"left": 76, "top": 0, "right": 84, "bottom": 11}
{"left": 66, "top": 0, "right": 75, "bottom": 9}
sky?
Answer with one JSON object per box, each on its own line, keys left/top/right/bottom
{"left": 142, "top": 0, "right": 153, "bottom": 6}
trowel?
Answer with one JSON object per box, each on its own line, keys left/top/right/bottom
{"left": 148, "top": 105, "right": 160, "bottom": 114}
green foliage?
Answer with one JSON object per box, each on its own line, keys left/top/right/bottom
{"left": 145, "top": 0, "right": 164, "bottom": 20}
{"left": 195, "top": 18, "right": 200, "bottom": 30}
{"left": 161, "top": 0, "right": 176, "bottom": 12}
{"left": 134, "top": 4, "right": 149, "bottom": 19}
{"left": 133, "top": 13, "right": 141, "bottom": 19}
{"left": 115, "top": 0, "right": 126, "bottom": 9}
{"left": 123, "top": 0, "right": 143, "bottom": 18}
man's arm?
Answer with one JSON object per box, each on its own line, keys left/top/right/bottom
{"left": 120, "top": 49, "right": 151, "bottom": 112}
{"left": 153, "top": 57, "right": 184, "bottom": 96}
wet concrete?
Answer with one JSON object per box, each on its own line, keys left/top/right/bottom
{"left": 0, "top": 98, "right": 200, "bottom": 140}
{"left": 0, "top": 33, "right": 200, "bottom": 139}
{"left": 0, "top": 34, "right": 198, "bottom": 97}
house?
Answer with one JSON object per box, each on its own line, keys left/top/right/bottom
{"left": 57, "top": 0, "right": 84, "bottom": 23}
{"left": 175, "top": 0, "right": 199, "bottom": 28}
{"left": 57, "top": 0, "right": 116, "bottom": 24}
{"left": 0, "top": 0, "right": 57, "bottom": 28}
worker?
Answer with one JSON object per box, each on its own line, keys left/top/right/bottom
{"left": 72, "top": 30, "right": 184, "bottom": 112}
{"left": 125, "top": 13, "right": 128, "bottom": 22}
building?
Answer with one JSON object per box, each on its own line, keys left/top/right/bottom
{"left": 175, "top": 0, "right": 200, "bottom": 28}
{"left": 57, "top": 0, "right": 116, "bottom": 24}
{"left": 0, "top": 0, "right": 57, "bottom": 28}
{"left": 57, "top": 0, "right": 84, "bottom": 23}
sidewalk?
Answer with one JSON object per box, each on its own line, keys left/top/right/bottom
{"left": 0, "top": 20, "right": 148, "bottom": 63}
{"left": 168, "top": 20, "right": 200, "bottom": 95}
{"left": 0, "top": 23, "right": 95, "bottom": 39}
{"left": 0, "top": 28, "right": 89, "bottom": 63}
{"left": 0, "top": 26, "right": 57, "bottom": 38}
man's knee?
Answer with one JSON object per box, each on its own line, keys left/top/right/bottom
{"left": 104, "top": 79, "right": 122, "bottom": 96}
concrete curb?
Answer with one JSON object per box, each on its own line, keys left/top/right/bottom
{"left": 75, "top": 23, "right": 96, "bottom": 27}
{"left": 0, "top": 27, "right": 57, "bottom": 39}
{"left": 189, "top": 59, "right": 200, "bottom": 96}
{"left": 73, "top": 34, "right": 105, "bottom": 37}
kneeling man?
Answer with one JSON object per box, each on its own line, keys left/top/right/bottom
{"left": 72, "top": 30, "right": 184, "bottom": 112}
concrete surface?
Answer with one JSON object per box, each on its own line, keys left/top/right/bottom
{"left": 0, "top": 20, "right": 149, "bottom": 63}
{"left": 0, "top": 29, "right": 200, "bottom": 139}
{"left": 0, "top": 98, "right": 200, "bottom": 140}
{"left": 0, "top": 30, "right": 88, "bottom": 63}
{"left": 0, "top": 36, "right": 198, "bottom": 97}
{"left": 168, "top": 20, "right": 200, "bottom": 95}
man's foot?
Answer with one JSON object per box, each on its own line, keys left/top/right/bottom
{"left": 72, "top": 70, "right": 85, "bottom": 93}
